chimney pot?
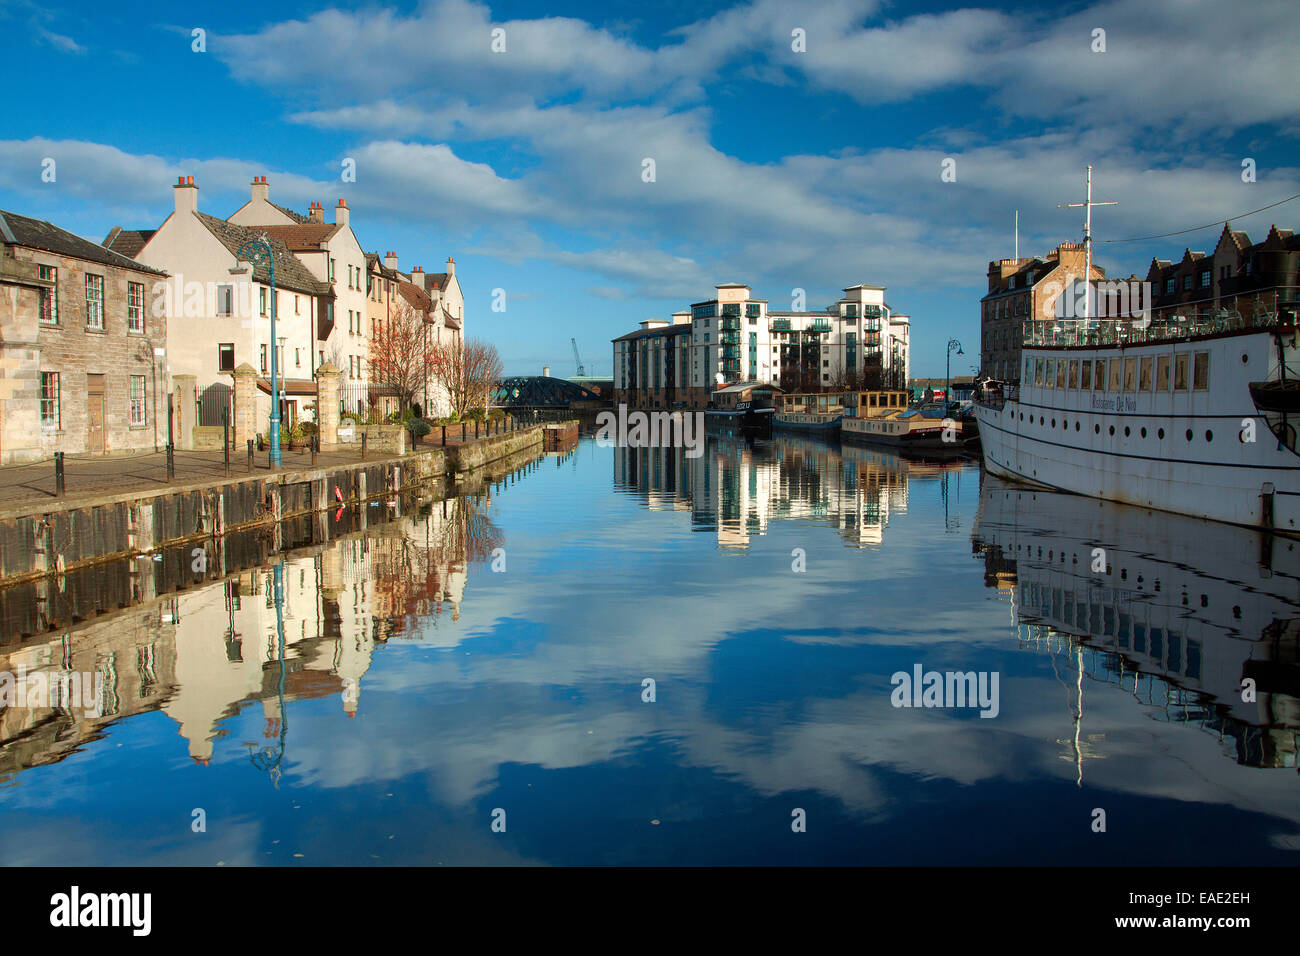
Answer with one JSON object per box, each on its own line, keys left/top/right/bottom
{"left": 187, "top": 176, "right": 194, "bottom": 185}
{"left": 178, "top": 176, "right": 185, "bottom": 185}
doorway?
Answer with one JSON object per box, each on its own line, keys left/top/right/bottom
{"left": 87, "top": 373, "right": 105, "bottom": 454}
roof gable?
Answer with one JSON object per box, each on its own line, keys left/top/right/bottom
{"left": 0, "top": 209, "right": 165, "bottom": 275}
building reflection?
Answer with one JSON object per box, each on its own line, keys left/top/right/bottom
{"left": 0, "top": 491, "right": 501, "bottom": 778}
{"left": 613, "top": 434, "right": 963, "bottom": 548}
{"left": 972, "top": 474, "right": 1300, "bottom": 771}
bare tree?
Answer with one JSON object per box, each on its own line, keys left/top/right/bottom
{"left": 432, "top": 337, "right": 503, "bottom": 419}
{"left": 368, "top": 302, "right": 436, "bottom": 414}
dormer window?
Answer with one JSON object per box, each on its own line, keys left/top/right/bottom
{"left": 1008, "top": 277, "right": 1016, "bottom": 290}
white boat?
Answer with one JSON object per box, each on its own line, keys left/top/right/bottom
{"left": 973, "top": 311, "right": 1300, "bottom": 533}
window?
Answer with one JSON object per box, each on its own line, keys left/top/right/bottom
{"left": 1193, "top": 351, "right": 1209, "bottom": 390}
{"left": 1139, "top": 356, "right": 1152, "bottom": 391}
{"left": 295, "top": 348, "right": 301, "bottom": 369}
{"left": 295, "top": 295, "right": 301, "bottom": 315}
{"left": 1080, "top": 360, "right": 1092, "bottom": 390}
{"left": 1174, "top": 353, "right": 1189, "bottom": 390}
{"left": 216, "top": 284, "right": 234, "bottom": 316}
{"left": 130, "top": 375, "right": 146, "bottom": 426}
{"left": 1157, "top": 355, "right": 1171, "bottom": 390}
{"left": 1123, "top": 357, "right": 1136, "bottom": 391}
{"left": 1165, "top": 278, "right": 1175, "bottom": 294}
{"left": 318, "top": 350, "right": 324, "bottom": 367}
{"left": 1109, "top": 359, "right": 1122, "bottom": 391}
{"left": 218, "top": 343, "right": 235, "bottom": 371}
{"left": 1034, "top": 359, "right": 1044, "bottom": 386}
{"left": 1055, "top": 360, "right": 1066, "bottom": 388}
{"left": 260, "top": 344, "right": 267, "bottom": 374}
{"left": 1008, "top": 276, "right": 1016, "bottom": 289}
{"left": 40, "top": 372, "right": 60, "bottom": 428}
{"left": 328, "top": 258, "right": 336, "bottom": 282}
{"left": 1199, "top": 270, "right": 1211, "bottom": 289}
{"left": 260, "top": 287, "right": 267, "bottom": 316}
{"left": 1068, "top": 360, "right": 1078, "bottom": 389}
{"left": 127, "top": 281, "right": 145, "bottom": 332}
{"left": 1025, "top": 358, "right": 1032, "bottom": 380}
{"left": 38, "top": 265, "right": 57, "bottom": 323}
{"left": 1182, "top": 274, "right": 1192, "bottom": 291}
{"left": 85, "top": 274, "right": 104, "bottom": 329}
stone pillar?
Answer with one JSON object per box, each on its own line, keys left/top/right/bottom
{"left": 231, "top": 363, "right": 259, "bottom": 450}
{"left": 316, "top": 361, "right": 340, "bottom": 446}
{"left": 173, "top": 374, "right": 197, "bottom": 450}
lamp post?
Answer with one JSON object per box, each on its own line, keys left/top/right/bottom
{"left": 236, "top": 236, "right": 281, "bottom": 466}
{"left": 946, "top": 337, "right": 964, "bottom": 411}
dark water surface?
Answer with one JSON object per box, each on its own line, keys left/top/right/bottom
{"left": 2, "top": 434, "right": 1298, "bottom": 865}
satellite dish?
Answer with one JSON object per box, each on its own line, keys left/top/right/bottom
{"left": 715, "top": 372, "right": 725, "bottom": 385}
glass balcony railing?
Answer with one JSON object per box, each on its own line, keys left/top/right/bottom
{"left": 719, "top": 331, "right": 741, "bottom": 345}
{"left": 772, "top": 318, "right": 791, "bottom": 331}
{"left": 809, "top": 319, "right": 832, "bottom": 332}
{"left": 720, "top": 316, "right": 741, "bottom": 331}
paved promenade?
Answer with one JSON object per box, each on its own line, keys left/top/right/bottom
{"left": 0, "top": 434, "right": 478, "bottom": 516}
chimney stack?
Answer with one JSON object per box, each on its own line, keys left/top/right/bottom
{"left": 251, "top": 175, "right": 268, "bottom": 204}
{"left": 385, "top": 251, "right": 398, "bottom": 271}
{"left": 308, "top": 202, "right": 325, "bottom": 224}
{"left": 335, "top": 198, "right": 349, "bottom": 228}
{"left": 543, "top": 366, "right": 550, "bottom": 377}
{"left": 174, "top": 175, "right": 198, "bottom": 216}
{"left": 446, "top": 255, "right": 455, "bottom": 277}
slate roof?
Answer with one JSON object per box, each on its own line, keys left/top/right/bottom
{"left": 365, "top": 252, "right": 401, "bottom": 281}
{"left": 256, "top": 223, "right": 342, "bottom": 250}
{"left": 195, "top": 213, "right": 331, "bottom": 295}
{"left": 0, "top": 209, "right": 166, "bottom": 276}
{"left": 611, "top": 323, "right": 692, "bottom": 343}
{"left": 396, "top": 280, "right": 432, "bottom": 312}
{"left": 101, "top": 226, "right": 156, "bottom": 259}
{"left": 269, "top": 201, "right": 310, "bottom": 224}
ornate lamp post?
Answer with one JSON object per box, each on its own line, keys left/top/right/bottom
{"left": 236, "top": 236, "right": 281, "bottom": 466}
{"left": 946, "top": 337, "right": 964, "bottom": 411}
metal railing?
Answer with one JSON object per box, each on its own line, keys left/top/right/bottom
{"left": 1023, "top": 308, "right": 1293, "bottom": 348}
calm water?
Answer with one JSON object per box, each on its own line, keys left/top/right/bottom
{"left": 2, "top": 433, "right": 1299, "bottom": 865}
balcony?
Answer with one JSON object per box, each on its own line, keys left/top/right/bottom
{"left": 719, "top": 330, "right": 741, "bottom": 345}
{"left": 772, "top": 318, "right": 791, "bottom": 331}
{"left": 721, "top": 344, "right": 741, "bottom": 359}
{"left": 809, "top": 319, "right": 832, "bottom": 332}
{"left": 864, "top": 305, "right": 883, "bottom": 319}
{"left": 720, "top": 316, "right": 741, "bottom": 331}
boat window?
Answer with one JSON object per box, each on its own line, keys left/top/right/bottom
{"left": 1109, "top": 359, "right": 1122, "bottom": 391}
{"left": 1157, "top": 355, "right": 1170, "bottom": 390}
{"left": 1025, "top": 358, "right": 1032, "bottom": 380}
{"left": 1044, "top": 358, "right": 1055, "bottom": 388}
{"left": 1139, "top": 356, "right": 1152, "bottom": 391}
{"left": 1080, "top": 360, "right": 1092, "bottom": 389}
{"left": 1093, "top": 359, "right": 1105, "bottom": 390}
{"left": 1068, "top": 360, "right": 1078, "bottom": 389}
{"left": 1174, "top": 354, "right": 1188, "bottom": 390}
{"left": 1055, "top": 361, "right": 1066, "bottom": 388}
{"left": 1123, "top": 357, "right": 1136, "bottom": 392}
{"left": 1035, "top": 359, "right": 1044, "bottom": 385}
{"left": 1193, "top": 351, "right": 1209, "bottom": 390}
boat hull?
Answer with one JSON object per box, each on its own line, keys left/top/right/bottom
{"left": 773, "top": 414, "right": 841, "bottom": 438}
{"left": 973, "top": 327, "right": 1300, "bottom": 532}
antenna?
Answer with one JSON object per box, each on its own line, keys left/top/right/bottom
{"left": 1058, "top": 166, "right": 1117, "bottom": 323}
{"left": 1014, "top": 210, "right": 1019, "bottom": 261}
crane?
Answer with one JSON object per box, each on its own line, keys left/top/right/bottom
{"left": 571, "top": 338, "right": 586, "bottom": 377}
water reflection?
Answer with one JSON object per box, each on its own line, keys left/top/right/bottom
{"left": 972, "top": 476, "right": 1300, "bottom": 773}
{"left": 614, "top": 434, "right": 964, "bottom": 548}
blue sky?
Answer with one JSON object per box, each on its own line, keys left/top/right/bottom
{"left": 1, "top": 0, "right": 1297, "bottom": 377}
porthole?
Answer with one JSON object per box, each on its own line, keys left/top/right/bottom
{"left": 1040, "top": 416, "right": 1045, "bottom": 425}
{"left": 1206, "top": 429, "right": 1213, "bottom": 442}
{"left": 1051, "top": 418, "right": 1056, "bottom": 428}
{"left": 1124, "top": 426, "right": 1130, "bottom": 437}
{"left": 1158, "top": 428, "right": 1165, "bottom": 439}
{"left": 1108, "top": 425, "right": 1115, "bottom": 436}
{"left": 1242, "top": 354, "right": 1249, "bottom": 364}
{"left": 1075, "top": 422, "right": 1080, "bottom": 431}
{"left": 1185, "top": 428, "right": 1193, "bottom": 441}
{"left": 1140, "top": 427, "right": 1147, "bottom": 438}
{"left": 1095, "top": 424, "right": 1101, "bottom": 434}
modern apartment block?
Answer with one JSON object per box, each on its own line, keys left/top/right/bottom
{"left": 0, "top": 209, "right": 169, "bottom": 463}
{"left": 612, "top": 282, "right": 912, "bottom": 408}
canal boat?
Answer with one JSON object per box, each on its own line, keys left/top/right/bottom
{"left": 705, "top": 382, "right": 777, "bottom": 437}
{"left": 840, "top": 390, "right": 970, "bottom": 457}
{"left": 773, "top": 391, "right": 844, "bottom": 437}
{"left": 973, "top": 309, "right": 1300, "bottom": 533}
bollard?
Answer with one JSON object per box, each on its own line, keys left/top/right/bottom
{"left": 361, "top": 432, "right": 367, "bottom": 461}
{"left": 166, "top": 443, "right": 175, "bottom": 482}
{"left": 247, "top": 439, "right": 254, "bottom": 471}
{"left": 54, "top": 452, "right": 64, "bottom": 497}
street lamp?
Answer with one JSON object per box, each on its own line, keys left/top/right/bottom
{"left": 235, "top": 236, "right": 281, "bottom": 466}
{"left": 946, "top": 337, "right": 964, "bottom": 411}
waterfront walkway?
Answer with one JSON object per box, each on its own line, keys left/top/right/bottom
{"left": 0, "top": 431, "right": 485, "bottom": 517}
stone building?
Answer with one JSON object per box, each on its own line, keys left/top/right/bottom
{"left": 979, "top": 241, "right": 1107, "bottom": 383}
{"left": 0, "top": 209, "right": 169, "bottom": 464}
{"left": 1146, "top": 222, "right": 1299, "bottom": 324}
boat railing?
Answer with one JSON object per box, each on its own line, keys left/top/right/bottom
{"left": 1022, "top": 308, "right": 1294, "bottom": 349}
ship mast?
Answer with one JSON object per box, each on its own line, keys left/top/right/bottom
{"left": 1058, "top": 166, "right": 1117, "bottom": 324}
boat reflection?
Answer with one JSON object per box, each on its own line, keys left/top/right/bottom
{"left": 972, "top": 474, "right": 1300, "bottom": 770}
{"left": 613, "top": 434, "right": 964, "bottom": 549}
